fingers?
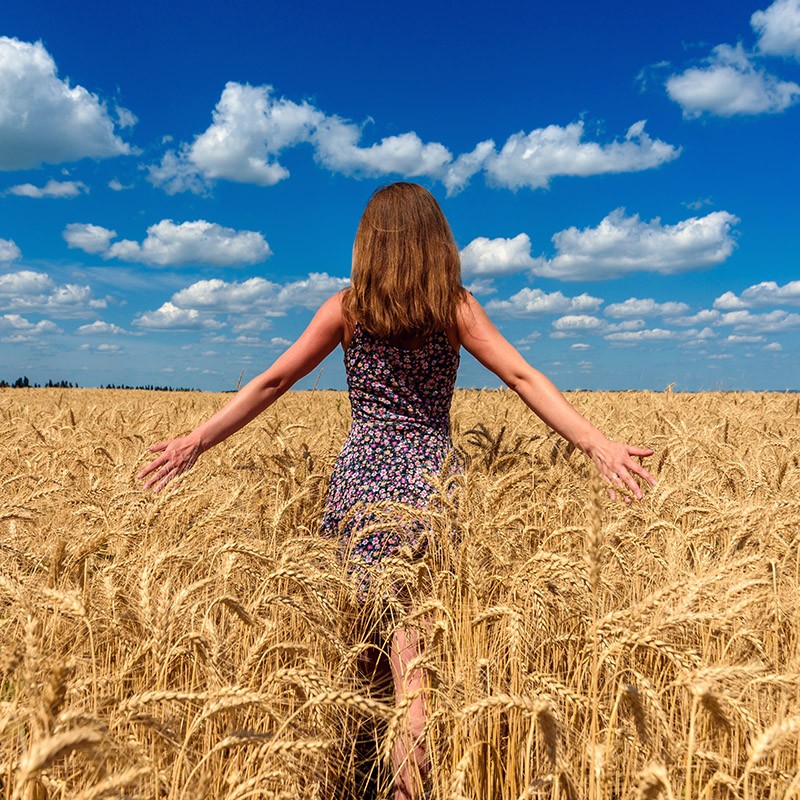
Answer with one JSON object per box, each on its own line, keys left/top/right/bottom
{"left": 143, "top": 461, "right": 181, "bottom": 492}
{"left": 136, "top": 456, "right": 165, "bottom": 480}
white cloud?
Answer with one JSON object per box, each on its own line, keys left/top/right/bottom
{"left": 604, "top": 328, "right": 680, "bottom": 342}
{"left": 717, "top": 309, "right": 800, "bottom": 332}
{"left": 0, "top": 270, "right": 53, "bottom": 295}
{"left": 313, "top": 118, "right": 451, "bottom": 178}
{"left": 725, "top": 334, "right": 766, "bottom": 343}
{"left": 570, "top": 343, "right": 591, "bottom": 350}
{"left": 108, "top": 178, "right": 132, "bottom": 191}
{"left": 0, "top": 37, "right": 132, "bottom": 170}
{"left": 713, "top": 280, "right": 800, "bottom": 309}
{"left": 64, "top": 223, "right": 118, "bottom": 254}
{"left": 171, "top": 272, "right": 349, "bottom": 314}
{"left": 80, "top": 342, "right": 122, "bottom": 354}
{"left": 180, "top": 82, "right": 320, "bottom": 188}
{"left": 148, "top": 81, "right": 679, "bottom": 195}
{"left": 6, "top": 179, "right": 88, "bottom": 198}
{"left": 460, "top": 234, "right": 537, "bottom": 277}
{"left": 0, "top": 313, "right": 62, "bottom": 342}
{"left": 752, "top": 0, "right": 800, "bottom": 59}
{"left": 463, "top": 278, "right": 497, "bottom": 296}
{"left": 133, "top": 302, "right": 225, "bottom": 331}
{"left": 0, "top": 238, "right": 22, "bottom": 262}
{"left": 75, "top": 320, "right": 127, "bottom": 335}
{"left": 486, "top": 288, "right": 603, "bottom": 317}
{"left": 666, "top": 43, "right": 800, "bottom": 117}
{"left": 108, "top": 220, "right": 271, "bottom": 267}
{"left": 65, "top": 219, "right": 271, "bottom": 267}
{"left": 276, "top": 272, "right": 351, "bottom": 308}
{"left": 552, "top": 314, "right": 608, "bottom": 333}
{"left": 604, "top": 297, "right": 691, "bottom": 318}
{"left": 115, "top": 106, "right": 137, "bottom": 129}
{"left": 151, "top": 83, "right": 453, "bottom": 193}
{"left": 269, "top": 337, "right": 292, "bottom": 348}
{"left": 667, "top": 309, "right": 722, "bottom": 326}
{"left": 764, "top": 341, "right": 783, "bottom": 350}
{"left": 446, "top": 120, "right": 679, "bottom": 193}
{"left": 0, "top": 269, "right": 105, "bottom": 317}
{"left": 531, "top": 208, "right": 739, "bottom": 281}
{"left": 0, "top": 313, "right": 60, "bottom": 333}
{"left": 172, "top": 277, "right": 281, "bottom": 313}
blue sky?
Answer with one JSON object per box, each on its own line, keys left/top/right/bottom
{"left": 1, "top": 0, "right": 798, "bottom": 391}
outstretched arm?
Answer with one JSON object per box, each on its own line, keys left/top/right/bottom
{"left": 137, "top": 293, "right": 345, "bottom": 492}
{"left": 456, "top": 293, "right": 656, "bottom": 501}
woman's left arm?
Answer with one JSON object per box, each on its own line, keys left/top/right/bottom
{"left": 137, "top": 293, "right": 345, "bottom": 492}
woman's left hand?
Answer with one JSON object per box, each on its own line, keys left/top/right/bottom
{"left": 588, "top": 438, "right": 657, "bottom": 502}
{"left": 136, "top": 435, "right": 203, "bottom": 493}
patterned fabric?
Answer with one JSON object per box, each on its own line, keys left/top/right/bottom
{"left": 320, "top": 321, "right": 460, "bottom": 593}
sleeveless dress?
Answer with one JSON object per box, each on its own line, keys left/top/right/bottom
{"left": 320, "top": 322, "right": 460, "bottom": 595}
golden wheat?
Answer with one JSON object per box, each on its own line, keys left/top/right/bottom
{"left": 1, "top": 388, "right": 799, "bottom": 799}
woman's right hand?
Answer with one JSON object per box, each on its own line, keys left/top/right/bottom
{"left": 137, "top": 435, "right": 204, "bottom": 493}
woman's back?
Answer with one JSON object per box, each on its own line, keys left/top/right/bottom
{"left": 345, "top": 322, "right": 459, "bottom": 429}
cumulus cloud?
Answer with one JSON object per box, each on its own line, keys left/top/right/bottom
{"left": 148, "top": 81, "right": 679, "bottom": 195}
{"left": 460, "top": 234, "right": 537, "bottom": 277}
{"left": 0, "top": 270, "right": 52, "bottom": 295}
{"left": 752, "top": 0, "right": 800, "bottom": 59}
{"left": 275, "top": 272, "right": 350, "bottom": 309}
{"left": 548, "top": 314, "right": 699, "bottom": 342}
{"left": 717, "top": 308, "right": 800, "bottom": 332}
{"left": 725, "top": 334, "right": 766, "bottom": 343}
{"left": 0, "top": 238, "right": 21, "bottom": 262}
{"left": 0, "top": 313, "right": 62, "bottom": 342}
{"left": 0, "top": 269, "right": 105, "bottom": 317}
{"left": 604, "top": 297, "right": 691, "bottom": 318}
{"left": 6, "top": 179, "right": 88, "bottom": 198}
{"left": 63, "top": 223, "right": 118, "bottom": 254}
{"left": 604, "top": 328, "right": 681, "bottom": 342}
{"left": 136, "top": 272, "right": 349, "bottom": 332}
{"left": 552, "top": 314, "right": 610, "bottom": 333}
{"left": 531, "top": 208, "right": 739, "bottom": 281}
{"left": 486, "top": 288, "right": 603, "bottom": 317}
{"left": 446, "top": 120, "right": 680, "bottom": 193}
{"left": 65, "top": 219, "right": 271, "bottom": 267}
{"left": 666, "top": 43, "right": 800, "bottom": 117}
{"left": 463, "top": 278, "right": 497, "bottom": 296}
{"left": 713, "top": 280, "right": 800, "bottom": 309}
{"left": 108, "top": 178, "right": 132, "bottom": 191}
{"left": 313, "top": 121, "right": 451, "bottom": 178}
{"left": 171, "top": 272, "right": 349, "bottom": 314}
{"left": 0, "top": 37, "right": 132, "bottom": 170}
{"left": 172, "top": 277, "right": 282, "bottom": 314}
{"left": 75, "top": 320, "right": 127, "bottom": 335}
{"left": 149, "top": 82, "right": 452, "bottom": 193}
{"left": 133, "top": 302, "right": 225, "bottom": 331}
{"left": 667, "top": 309, "right": 722, "bottom": 326}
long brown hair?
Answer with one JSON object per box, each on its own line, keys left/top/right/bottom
{"left": 342, "top": 182, "right": 464, "bottom": 339}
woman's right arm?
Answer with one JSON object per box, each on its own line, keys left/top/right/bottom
{"left": 137, "top": 293, "right": 345, "bottom": 492}
{"left": 455, "top": 293, "right": 656, "bottom": 500}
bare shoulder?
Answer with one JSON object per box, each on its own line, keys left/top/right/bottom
{"left": 455, "top": 291, "right": 495, "bottom": 343}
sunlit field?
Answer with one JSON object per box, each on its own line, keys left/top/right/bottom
{"left": 1, "top": 388, "right": 799, "bottom": 800}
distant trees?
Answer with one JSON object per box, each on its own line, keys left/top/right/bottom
{"left": 0, "top": 377, "right": 197, "bottom": 391}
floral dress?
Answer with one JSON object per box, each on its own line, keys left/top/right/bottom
{"left": 320, "top": 322, "right": 460, "bottom": 594}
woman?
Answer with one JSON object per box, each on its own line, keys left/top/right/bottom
{"left": 138, "top": 182, "right": 656, "bottom": 799}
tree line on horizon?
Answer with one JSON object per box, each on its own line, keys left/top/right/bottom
{"left": 0, "top": 376, "right": 198, "bottom": 391}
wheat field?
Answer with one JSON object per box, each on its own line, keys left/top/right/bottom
{"left": 1, "top": 388, "right": 799, "bottom": 800}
